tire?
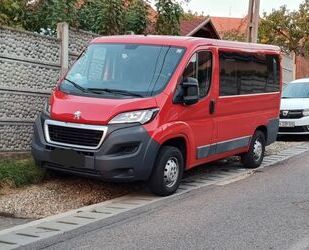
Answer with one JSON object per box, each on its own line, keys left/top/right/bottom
{"left": 148, "top": 146, "right": 184, "bottom": 196}
{"left": 241, "top": 131, "right": 266, "bottom": 169}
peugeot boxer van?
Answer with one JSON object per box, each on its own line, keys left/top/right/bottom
{"left": 32, "top": 36, "right": 282, "bottom": 196}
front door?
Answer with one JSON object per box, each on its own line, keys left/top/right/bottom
{"left": 180, "top": 49, "right": 216, "bottom": 163}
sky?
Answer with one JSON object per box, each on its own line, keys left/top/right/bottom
{"left": 165, "top": 0, "right": 304, "bottom": 18}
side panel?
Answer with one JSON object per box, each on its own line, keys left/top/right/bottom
{"left": 215, "top": 93, "right": 281, "bottom": 145}
{"left": 211, "top": 48, "right": 282, "bottom": 155}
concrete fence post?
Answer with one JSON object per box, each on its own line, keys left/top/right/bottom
{"left": 57, "top": 22, "right": 69, "bottom": 76}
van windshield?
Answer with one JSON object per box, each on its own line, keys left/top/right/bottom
{"left": 282, "top": 82, "right": 309, "bottom": 98}
{"left": 60, "top": 43, "right": 185, "bottom": 98}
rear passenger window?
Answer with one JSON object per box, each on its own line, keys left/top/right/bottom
{"left": 183, "top": 51, "right": 212, "bottom": 98}
{"left": 219, "top": 52, "right": 280, "bottom": 96}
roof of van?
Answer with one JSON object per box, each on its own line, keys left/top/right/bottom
{"left": 91, "top": 35, "right": 281, "bottom": 52}
{"left": 291, "top": 78, "right": 309, "bottom": 83}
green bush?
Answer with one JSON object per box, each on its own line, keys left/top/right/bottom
{"left": 0, "top": 158, "right": 46, "bottom": 188}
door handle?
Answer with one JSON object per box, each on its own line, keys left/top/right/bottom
{"left": 209, "top": 100, "right": 216, "bottom": 114}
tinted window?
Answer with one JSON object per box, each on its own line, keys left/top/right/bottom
{"left": 282, "top": 82, "right": 309, "bottom": 98}
{"left": 183, "top": 51, "right": 212, "bottom": 98}
{"left": 219, "top": 52, "right": 280, "bottom": 96}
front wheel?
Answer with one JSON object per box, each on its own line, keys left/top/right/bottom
{"left": 148, "top": 146, "right": 184, "bottom": 196}
{"left": 241, "top": 131, "right": 266, "bottom": 169}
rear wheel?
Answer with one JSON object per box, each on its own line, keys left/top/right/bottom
{"left": 241, "top": 131, "right": 266, "bottom": 169}
{"left": 148, "top": 146, "right": 184, "bottom": 196}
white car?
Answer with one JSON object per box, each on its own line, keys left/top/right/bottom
{"left": 279, "top": 78, "right": 309, "bottom": 135}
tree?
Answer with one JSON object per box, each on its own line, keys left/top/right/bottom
{"left": 259, "top": 1, "right": 309, "bottom": 56}
{"left": 0, "top": 0, "right": 25, "bottom": 27}
{"left": 222, "top": 30, "right": 246, "bottom": 42}
{"left": 125, "top": 0, "right": 149, "bottom": 34}
{"left": 78, "top": 0, "right": 125, "bottom": 35}
{"left": 155, "top": 0, "right": 184, "bottom": 35}
{"left": 20, "top": 0, "right": 78, "bottom": 34}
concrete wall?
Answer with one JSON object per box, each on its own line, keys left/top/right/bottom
{"left": 282, "top": 53, "right": 295, "bottom": 84}
{"left": 0, "top": 26, "right": 98, "bottom": 152}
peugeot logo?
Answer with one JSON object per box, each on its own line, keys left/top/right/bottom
{"left": 73, "top": 111, "right": 81, "bottom": 120}
{"left": 282, "top": 110, "right": 289, "bottom": 117}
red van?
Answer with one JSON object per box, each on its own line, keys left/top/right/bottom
{"left": 32, "top": 36, "right": 282, "bottom": 196}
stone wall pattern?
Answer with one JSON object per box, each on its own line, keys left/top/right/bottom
{"left": 0, "top": 91, "right": 47, "bottom": 121}
{"left": 69, "top": 28, "right": 99, "bottom": 56}
{"left": 0, "top": 124, "right": 33, "bottom": 152}
{"left": 0, "top": 26, "right": 100, "bottom": 152}
{"left": 0, "top": 27, "right": 60, "bottom": 65}
{"left": 0, "top": 59, "right": 59, "bottom": 93}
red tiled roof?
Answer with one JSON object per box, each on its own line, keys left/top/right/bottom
{"left": 180, "top": 16, "right": 207, "bottom": 36}
{"left": 210, "top": 16, "right": 248, "bottom": 35}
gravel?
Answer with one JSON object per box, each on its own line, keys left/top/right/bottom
{"left": 0, "top": 177, "right": 143, "bottom": 219}
{"left": 0, "top": 141, "right": 304, "bottom": 220}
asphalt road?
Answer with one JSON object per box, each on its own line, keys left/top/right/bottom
{"left": 45, "top": 153, "right": 309, "bottom": 250}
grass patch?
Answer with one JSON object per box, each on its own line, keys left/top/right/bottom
{"left": 0, "top": 158, "right": 46, "bottom": 188}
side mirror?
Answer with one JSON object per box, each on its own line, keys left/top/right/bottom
{"left": 182, "top": 77, "right": 199, "bottom": 105}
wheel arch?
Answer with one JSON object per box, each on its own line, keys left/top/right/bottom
{"left": 255, "top": 125, "right": 268, "bottom": 142}
{"left": 161, "top": 137, "right": 188, "bottom": 169}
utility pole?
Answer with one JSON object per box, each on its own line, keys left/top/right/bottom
{"left": 247, "top": 0, "right": 260, "bottom": 43}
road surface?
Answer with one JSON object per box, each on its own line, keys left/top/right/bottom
{"left": 45, "top": 153, "right": 309, "bottom": 250}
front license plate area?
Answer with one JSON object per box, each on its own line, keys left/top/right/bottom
{"left": 279, "top": 121, "right": 295, "bottom": 128}
{"left": 51, "top": 149, "right": 85, "bottom": 168}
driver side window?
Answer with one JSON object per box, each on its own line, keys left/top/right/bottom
{"left": 183, "top": 51, "right": 213, "bottom": 98}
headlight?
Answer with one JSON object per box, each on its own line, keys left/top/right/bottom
{"left": 109, "top": 108, "right": 159, "bottom": 124}
{"left": 44, "top": 101, "right": 51, "bottom": 115}
{"left": 303, "top": 109, "right": 309, "bottom": 116}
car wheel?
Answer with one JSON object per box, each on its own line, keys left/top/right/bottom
{"left": 148, "top": 146, "right": 184, "bottom": 196}
{"left": 241, "top": 131, "right": 266, "bottom": 169}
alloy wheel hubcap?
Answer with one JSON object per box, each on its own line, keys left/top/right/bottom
{"left": 164, "top": 157, "right": 179, "bottom": 188}
{"left": 253, "top": 139, "right": 263, "bottom": 161}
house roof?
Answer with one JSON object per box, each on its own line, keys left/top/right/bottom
{"left": 180, "top": 16, "right": 206, "bottom": 36}
{"left": 180, "top": 16, "right": 221, "bottom": 39}
{"left": 210, "top": 16, "right": 248, "bottom": 36}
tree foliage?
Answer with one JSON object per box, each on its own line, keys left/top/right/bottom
{"left": 125, "top": 0, "right": 149, "bottom": 34}
{"left": 155, "top": 0, "right": 184, "bottom": 35}
{"left": 24, "top": 0, "right": 78, "bottom": 34}
{"left": 259, "top": 0, "right": 309, "bottom": 56}
{"left": 0, "top": 0, "right": 25, "bottom": 27}
{"left": 221, "top": 30, "right": 246, "bottom": 42}
{"left": 78, "top": 0, "right": 125, "bottom": 35}
{"left": 0, "top": 0, "right": 190, "bottom": 36}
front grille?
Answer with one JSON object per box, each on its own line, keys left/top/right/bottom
{"left": 44, "top": 120, "right": 107, "bottom": 149}
{"left": 279, "top": 126, "right": 308, "bottom": 133}
{"left": 280, "top": 110, "right": 303, "bottom": 119}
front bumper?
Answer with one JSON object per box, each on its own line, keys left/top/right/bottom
{"left": 278, "top": 117, "right": 309, "bottom": 135}
{"left": 31, "top": 114, "right": 160, "bottom": 181}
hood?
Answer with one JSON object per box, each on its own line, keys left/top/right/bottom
{"left": 280, "top": 98, "right": 309, "bottom": 111}
{"left": 50, "top": 90, "right": 159, "bottom": 125}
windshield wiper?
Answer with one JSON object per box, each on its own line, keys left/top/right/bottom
{"left": 64, "top": 78, "right": 105, "bottom": 95}
{"left": 64, "top": 78, "right": 88, "bottom": 93}
{"left": 63, "top": 80, "right": 144, "bottom": 97}
{"left": 87, "top": 88, "right": 144, "bottom": 98}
